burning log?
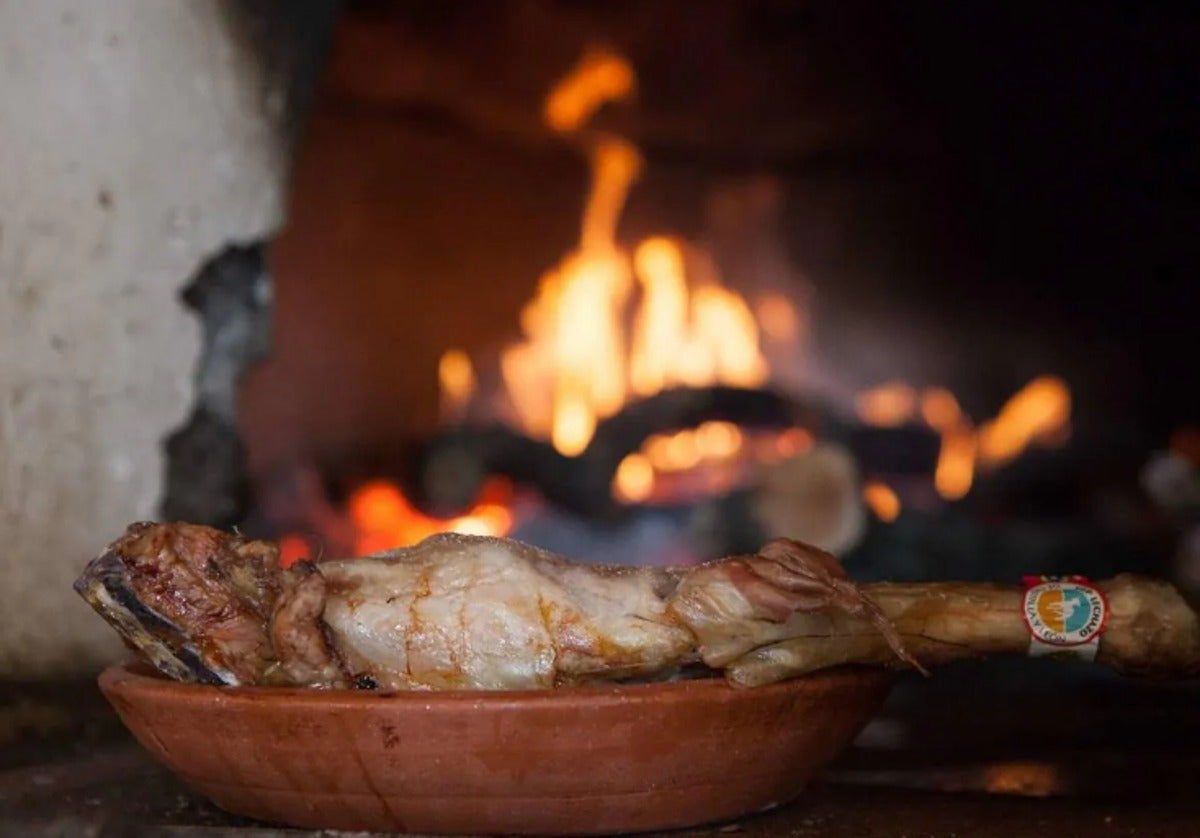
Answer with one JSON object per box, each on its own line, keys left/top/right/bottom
{"left": 418, "top": 384, "right": 939, "bottom": 520}
{"left": 418, "top": 385, "right": 811, "bottom": 516}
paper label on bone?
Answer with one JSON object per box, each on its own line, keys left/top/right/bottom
{"left": 1022, "top": 576, "right": 1108, "bottom": 661}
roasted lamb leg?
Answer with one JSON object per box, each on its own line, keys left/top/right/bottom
{"left": 75, "top": 523, "right": 1200, "bottom": 690}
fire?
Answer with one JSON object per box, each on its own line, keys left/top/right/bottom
{"left": 629, "top": 237, "right": 768, "bottom": 396}
{"left": 429, "top": 47, "right": 1075, "bottom": 523}
{"left": 862, "top": 480, "right": 901, "bottom": 522}
{"left": 348, "top": 478, "right": 512, "bottom": 557}
{"left": 852, "top": 378, "right": 1072, "bottom": 502}
{"left": 978, "top": 376, "right": 1071, "bottom": 467}
{"left": 438, "top": 349, "right": 476, "bottom": 422}
{"left": 542, "top": 48, "right": 635, "bottom": 133}
{"left": 613, "top": 453, "right": 654, "bottom": 503}
{"left": 272, "top": 51, "right": 1089, "bottom": 569}
{"left": 612, "top": 423, "right": 812, "bottom": 506}
{"left": 446, "top": 50, "right": 776, "bottom": 458}
{"left": 935, "top": 424, "right": 978, "bottom": 500}
{"left": 920, "top": 387, "right": 961, "bottom": 431}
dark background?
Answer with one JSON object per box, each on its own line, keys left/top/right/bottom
{"left": 882, "top": 1, "right": 1198, "bottom": 436}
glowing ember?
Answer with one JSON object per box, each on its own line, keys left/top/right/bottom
{"left": 978, "top": 375, "right": 1071, "bottom": 467}
{"left": 613, "top": 452, "right": 654, "bottom": 503}
{"left": 774, "top": 427, "right": 814, "bottom": 459}
{"left": 347, "top": 478, "right": 512, "bottom": 556}
{"left": 981, "top": 761, "right": 1065, "bottom": 797}
{"left": 278, "top": 534, "right": 312, "bottom": 569}
{"left": 612, "top": 424, "right": 811, "bottom": 505}
{"left": 862, "top": 480, "right": 901, "bottom": 522}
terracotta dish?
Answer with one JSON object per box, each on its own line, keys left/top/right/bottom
{"left": 100, "top": 662, "right": 892, "bottom": 835}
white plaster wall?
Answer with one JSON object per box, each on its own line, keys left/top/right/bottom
{"left": 0, "top": 2, "right": 286, "bottom": 676}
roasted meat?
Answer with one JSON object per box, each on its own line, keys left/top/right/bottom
{"left": 75, "top": 522, "right": 1200, "bottom": 690}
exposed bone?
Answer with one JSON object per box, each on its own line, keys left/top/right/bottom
{"left": 717, "top": 575, "right": 1200, "bottom": 687}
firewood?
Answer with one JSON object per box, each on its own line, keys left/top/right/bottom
{"left": 417, "top": 385, "right": 940, "bottom": 518}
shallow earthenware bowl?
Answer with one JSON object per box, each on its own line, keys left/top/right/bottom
{"left": 99, "top": 662, "right": 892, "bottom": 835}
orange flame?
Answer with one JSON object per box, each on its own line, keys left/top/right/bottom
{"left": 920, "top": 387, "right": 962, "bottom": 431}
{"left": 477, "top": 51, "right": 775, "bottom": 458}
{"left": 543, "top": 48, "right": 635, "bottom": 133}
{"left": 613, "top": 452, "right": 654, "bottom": 503}
{"left": 978, "top": 376, "right": 1071, "bottom": 467}
{"left": 628, "top": 238, "right": 769, "bottom": 397}
{"left": 347, "top": 478, "right": 513, "bottom": 556}
{"left": 612, "top": 424, "right": 814, "bottom": 504}
{"left": 862, "top": 480, "right": 901, "bottom": 522}
{"left": 438, "top": 349, "right": 476, "bottom": 422}
{"left": 431, "top": 50, "right": 1075, "bottom": 514}
{"left": 935, "top": 423, "right": 978, "bottom": 500}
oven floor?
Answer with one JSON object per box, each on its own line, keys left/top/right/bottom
{"left": 2, "top": 661, "right": 1198, "bottom": 836}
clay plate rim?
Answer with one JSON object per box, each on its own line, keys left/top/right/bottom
{"left": 100, "top": 661, "right": 894, "bottom": 708}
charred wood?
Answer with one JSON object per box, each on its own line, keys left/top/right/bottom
{"left": 416, "top": 384, "right": 939, "bottom": 519}
{"left": 417, "top": 386, "right": 813, "bottom": 517}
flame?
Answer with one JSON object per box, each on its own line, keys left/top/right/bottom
{"left": 920, "top": 387, "right": 961, "bottom": 431}
{"left": 613, "top": 452, "right": 654, "bottom": 503}
{"left": 429, "top": 49, "right": 1076, "bottom": 516}
{"left": 438, "top": 349, "right": 476, "bottom": 422}
{"left": 629, "top": 238, "right": 690, "bottom": 396}
{"left": 628, "top": 237, "right": 768, "bottom": 397}
{"left": 935, "top": 423, "right": 978, "bottom": 500}
{"left": 278, "top": 534, "right": 312, "bottom": 569}
{"left": 981, "top": 761, "right": 1064, "bottom": 797}
{"left": 497, "top": 55, "right": 643, "bottom": 457}
{"left": 543, "top": 48, "right": 635, "bottom": 133}
{"left": 978, "top": 376, "right": 1071, "bottom": 466}
{"left": 691, "top": 285, "right": 769, "bottom": 388}
{"left": 856, "top": 382, "right": 917, "bottom": 427}
{"left": 858, "top": 379, "right": 1069, "bottom": 503}
{"left": 473, "top": 50, "right": 774, "bottom": 458}
{"left": 696, "top": 421, "right": 744, "bottom": 459}
{"left": 347, "top": 478, "right": 512, "bottom": 555}
{"left": 612, "top": 424, "right": 814, "bottom": 504}
{"left": 862, "top": 480, "right": 901, "bottom": 522}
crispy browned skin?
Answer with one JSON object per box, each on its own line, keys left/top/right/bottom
{"left": 269, "top": 565, "right": 348, "bottom": 688}
{"left": 110, "top": 522, "right": 287, "bottom": 685}
{"left": 93, "top": 523, "right": 352, "bottom": 686}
